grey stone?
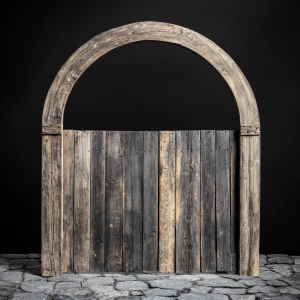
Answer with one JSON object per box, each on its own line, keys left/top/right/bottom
{"left": 103, "top": 272, "right": 124, "bottom": 276}
{"left": 281, "top": 274, "right": 300, "bottom": 285}
{"left": 267, "top": 264, "right": 293, "bottom": 276}
{"left": 131, "top": 291, "right": 143, "bottom": 296}
{"left": 266, "top": 279, "right": 287, "bottom": 286}
{"left": 50, "top": 295, "right": 74, "bottom": 300}
{"left": 267, "top": 254, "right": 289, "bottom": 257}
{"left": 259, "top": 267, "right": 268, "bottom": 272}
{"left": 247, "top": 285, "right": 278, "bottom": 294}
{"left": 77, "top": 273, "right": 102, "bottom": 279}
{"left": 267, "top": 256, "right": 293, "bottom": 264}
{"left": 0, "top": 259, "right": 9, "bottom": 272}
{"left": 48, "top": 274, "right": 85, "bottom": 282}
{"left": 24, "top": 273, "right": 44, "bottom": 281}
{"left": 117, "top": 297, "right": 141, "bottom": 300}
{"left": 9, "top": 259, "right": 40, "bottom": 266}
{"left": 259, "top": 255, "right": 267, "bottom": 266}
{"left": 259, "top": 270, "right": 282, "bottom": 280}
{"left": 0, "top": 254, "right": 27, "bottom": 259}
{"left": 82, "top": 276, "right": 114, "bottom": 288}
{"left": 294, "top": 285, "right": 300, "bottom": 290}
{"left": 142, "top": 297, "right": 172, "bottom": 300}
{"left": 0, "top": 281, "right": 20, "bottom": 298}
{"left": 278, "top": 286, "right": 300, "bottom": 294}
{"left": 291, "top": 256, "right": 300, "bottom": 259}
{"left": 144, "top": 288, "right": 179, "bottom": 297}
{"left": 196, "top": 278, "right": 246, "bottom": 288}
{"left": 294, "top": 258, "right": 300, "bottom": 265}
{"left": 12, "top": 292, "right": 51, "bottom": 300}
{"left": 197, "top": 274, "right": 220, "bottom": 280}
{"left": 190, "top": 286, "right": 212, "bottom": 293}
{"left": 0, "top": 271, "right": 23, "bottom": 283}
{"left": 135, "top": 274, "right": 168, "bottom": 281}
{"left": 238, "top": 278, "right": 265, "bottom": 287}
{"left": 21, "top": 281, "right": 55, "bottom": 294}
{"left": 212, "top": 288, "right": 246, "bottom": 295}
{"left": 256, "top": 294, "right": 300, "bottom": 300}
{"left": 169, "top": 274, "right": 200, "bottom": 281}
{"left": 115, "top": 281, "right": 149, "bottom": 291}
{"left": 24, "top": 266, "right": 41, "bottom": 275}
{"left": 115, "top": 275, "right": 137, "bottom": 281}
{"left": 93, "top": 285, "right": 129, "bottom": 299}
{"left": 292, "top": 265, "right": 300, "bottom": 273}
{"left": 149, "top": 279, "right": 192, "bottom": 291}
{"left": 51, "top": 287, "right": 93, "bottom": 299}
{"left": 229, "top": 296, "right": 255, "bottom": 300}
{"left": 220, "top": 274, "right": 254, "bottom": 280}
{"left": 10, "top": 265, "right": 24, "bottom": 270}
{"left": 54, "top": 281, "right": 82, "bottom": 290}
{"left": 178, "top": 293, "right": 229, "bottom": 300}
{"left": 27, "top": 254, "right": 41, "bottom": 259}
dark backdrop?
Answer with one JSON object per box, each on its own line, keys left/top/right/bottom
{"left": 1, "top": 0, "right": 299, "bottom": 254}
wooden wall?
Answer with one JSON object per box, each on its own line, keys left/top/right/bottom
{"left": 62, "top": 130, "right": 238, "bottom": 273}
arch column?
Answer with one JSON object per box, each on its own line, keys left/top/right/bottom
{"left": 42, "top": 21, "right": 260, "bottom": 276}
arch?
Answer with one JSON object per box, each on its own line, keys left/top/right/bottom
{"left": 41, "top": 21, "right": 260, "bottom": 277}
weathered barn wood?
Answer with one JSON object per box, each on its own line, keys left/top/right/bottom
{"left": 42, "top": 21, "right": 260, "bottom": 276}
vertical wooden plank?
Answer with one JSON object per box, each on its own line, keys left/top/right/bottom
{"left": 123, "top": 131, "right": 133, "bottom": 272}
{"left": 200, "top": 130, "right": 216, "bottom": 273}
{"left": 90, "top": 131, "right": 106, "bottom": 272}
{"left": 189, "top": 130, "right": 201, "bottom": 273}
{"left": 216, "top": 131, "right": 231, "bottom": 272}
{"left": 41, "top": 135, "right": 62, "bottom": 276}
{"left": 132, "top": 131, "right": 143, "bottom": 272}
{"left": 74, "top": 131, "right": 91, "bottom": 273}
{"left": 159, "top": 131, "right": 175, "bottom": 273}
{"left": 240, "top": 135, "right": 260, "bottom": 276}
{"left": 143, "top": 131, "right": 158, "bottom": 272}
{"left": 175, "top": 131, "right": 190, "bottom": 274}
{"left": 105, "top": 131, "right": 123, "bottom": 272}
{"left": 230, "top": 131, "right": 237, "bottom": 272}
{"left": 62, "top": 130, "right": 74, "bottom": 273}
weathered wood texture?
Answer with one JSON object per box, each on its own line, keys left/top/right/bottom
{"left": 239, "top": 135, "right": 260, "bottom": 276}
{"left": 41, "top": 135, "right": 62, "bottom": 276}
{"left": 90, "top": 131, "right": 106, "bottom": 272}
{"left": 143, "top": 131, "right": 159, "bottom": 272}
{"left": 159, "top": 131, "right": 176, "bottom": 273}
{"left": 74, "top": 131, "right": 91, "bottom": 273}
{"left": 216, "top": 131, "right": 231, "bottom": 272}
{"left": 105, "top": 131, "right": 123, "bottom": 272}
{"left": 62, "top": 130, "right": 74, "bottom": 272}
{"left": 200, "top": 130, "right": 216, "bottom": 273}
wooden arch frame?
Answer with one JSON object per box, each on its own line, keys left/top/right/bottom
{"left": 42, "top": 21, "right": 260, "bottom": 276}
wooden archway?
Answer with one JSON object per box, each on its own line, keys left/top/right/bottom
{"left": 42, "top": 21, "right": 260, "bottom": 276}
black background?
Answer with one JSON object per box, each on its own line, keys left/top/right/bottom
{"left": 1, "top": 0, "right": 299, "bottom": 254}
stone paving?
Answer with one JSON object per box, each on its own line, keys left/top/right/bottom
{"left": 0, "top": 254, "right": 300, "bottom": 300}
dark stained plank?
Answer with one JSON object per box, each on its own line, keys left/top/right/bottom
{"left": 143, "top": 131, "right": 158, "bottom": 272}
{"left": 189, "top": 130, "right": 201, "bottom": 273}
{"left": 216, "top": 131, "right": 231, "bottom": 272}
{"left": 200, "top": 130, "right": 216, "bottom": 273}
{"left": 105, "top": 131, "right": 123, "bottom": 272}
{"left": 123, "top": 131, "right": 133, "bottom": 272}
{"left": 90, "top": 131, "right": 106, "bottom": 272}
{"left": 62, "top": 130, "right": 74, "bottom": 273}
{"left": 41, "top": 135, "right": 62, "bottom": 276}
{"left": 159, "top": 131, "right": 175, "bottom": 273}
{"left": 175, "top": 131, "right": 190, "bottom": 274}
{"left": 230, "top": 130, "right": 238, "bottom": 272}
{"left": 132, "top": 131, "right": 144, "bottom": 272}
{"left": 73, "top": 131, "right": 91, "bottom": 273}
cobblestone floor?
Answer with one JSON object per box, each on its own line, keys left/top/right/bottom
{"left": 0, "top": 254, "right": 300, "bottom": 300}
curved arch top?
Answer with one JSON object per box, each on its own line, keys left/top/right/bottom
{"left": 42, "top": 21, "right": 260, "bottom": 134}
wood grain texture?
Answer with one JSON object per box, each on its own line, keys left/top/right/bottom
{"left": 200, "top": 130, "right": 216, "bottom": 273}
{"left": 90, "top": 131, "right": 106, "bottom": 272}
{"left": 74, "top": 131, "right": 91, "bottom": 273}
{"left": 143, "top": 131, "right": 158, "bottom": 272}
{"left": 62, "top": 130, "right": 74, "bottom": 273}
{"left": 216, "top": 131, "right": 231, "bottom": 272}
{"left": 230, "top": 131, "right": 238, "bottom": 272}
{"left": 159, "top": 131, "right": 175, "bottom": 273}
{"left": 42, "top": 22, "right": 259, "bottom": 131}
{"left": 105, "top": 131, "right": 123, "bottom": 272}
{"left": 41, "top": 135, "right": 62, "bottom": 276}
{"left": 123, "top": 131, "right": 133, "bottom": 272}
{"left": 132, "top": 131, "right": 143, "bottom": 272}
